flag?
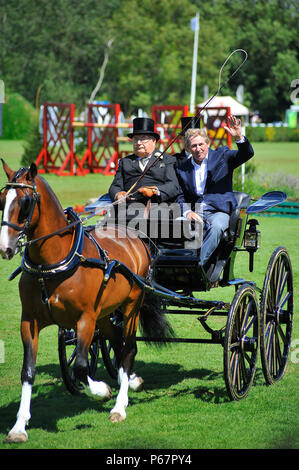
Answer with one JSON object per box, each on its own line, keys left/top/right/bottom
{"left": 0, "top": 80, "right": 4, "bottom": 103}
{"left": 190, "top": 14, "right": 199, "bottom": 32}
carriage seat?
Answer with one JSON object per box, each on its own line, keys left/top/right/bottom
{"left": 153, "top": 191, "right": 251, "bottom": 251}
{"left": 152, "top": 192, "right": 252, "bottom": 288}
{"left": 223, "top": 191, "right": 252, "bottom": 243}
{"left": 203, "top": 191, "right": 251, "bottom": 283}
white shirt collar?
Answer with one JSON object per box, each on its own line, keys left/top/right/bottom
{"left": 191, "top": 153, "right": 208, "bottom": 169}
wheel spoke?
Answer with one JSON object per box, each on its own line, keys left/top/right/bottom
{"left": 266, "top": 322, "right": 275, "bottom": 366}
{"left": 274, "top": 331, "right": 283, "bottom": 371}
{"left": 230, "top": 350, "right": 239, "bottom": 386}
{"left": 233, "top": 352, "right": 242, "bottom": 391}
{"left": 236, "top": 359, "right": 242, "bottom": 392}
{"left": 277, "top": 270, "right": 288, "bottom": 305}
{"left": 239, "top": 351, "right": 248, "bottom": 387}
{"left": 67, "top": 347, "right": 77, "bottom": 367}
{"left": 268, "top": 276, "right": 276, "bottom": 312}
{"left": 276, "top": 322, "right": 287, "bottom": 346}
{"left": 275, "top": 258, "right": 285, "bottom": 306}
{"left": 244, "top": 350, "right": 255, "bottom": 369}
{"left": 278, "top": 291, "right": 291, "bottom": 315}
{"left": 272, "top": 327, "right": 277, "bottom": 377}
{"left": 243, "top": 313, "right": 256, "bottom": 336}
{"left": 240, "top": 299, "right": 251, "bottom": 333}
{"left": 89, "top": 344, "right": 97, "bottom": 361}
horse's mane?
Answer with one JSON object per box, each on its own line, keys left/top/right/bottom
{"left": 37, "top": 175, "right": 66, "bottom": 216}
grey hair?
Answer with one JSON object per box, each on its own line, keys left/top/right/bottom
{"left": 184, "top": 128, "right": 210, "bottom": 150}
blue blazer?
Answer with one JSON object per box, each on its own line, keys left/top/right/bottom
{"left": 176, "top": 138, "right": 254, "bottom": 214}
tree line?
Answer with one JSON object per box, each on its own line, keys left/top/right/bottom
{"left": 0, "top": 0, "right": 298, "bottom": 121}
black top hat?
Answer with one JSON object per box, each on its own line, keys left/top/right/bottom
{"left": 127, "top": 117, "right": 160, "bottom": 141}
{"left": 180, "top": 116, "right": 201, "bottom": 135}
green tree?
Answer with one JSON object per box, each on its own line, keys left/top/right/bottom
{"left": 0, "top": 0, "right": 298, "bottom": 120}
{"left": 106, "top": 0, "right": 236, "bottom": 114}
{"left": 228, "top": 0, "right": 299, "bottom": 121}
{"left": 0, "top": 0, "right": 120, "bottom": 107}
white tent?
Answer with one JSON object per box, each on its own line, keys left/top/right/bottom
{"left": 198, "top": 96, "right": 250, "bottom": 116}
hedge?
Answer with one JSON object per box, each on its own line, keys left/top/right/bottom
{"left": 0, "top": 92, "right": 38, "bottom": 140}
{"left": 245, "top": 125, "right": 299, "bottom": 142}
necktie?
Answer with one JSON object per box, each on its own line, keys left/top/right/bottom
{"left": 139, "top": 156, "right": 150, "bottom": 171}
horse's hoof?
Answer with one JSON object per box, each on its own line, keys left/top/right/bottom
{"left": 109, "top": 412, "right": 126, "bottom": 423}
{"left": 129, "top": 374, "right": 144, "bottom": 392}
{"left": 86, "top": 378, "right": 112, "bottom": 401}
{"left": 3, "top": 432, "right": 28, "bottom": 443}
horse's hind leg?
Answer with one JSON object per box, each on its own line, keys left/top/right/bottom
{"left": 4, "top": 318, "right": 39, "bottom": 443}
{"left": 98, "top": 314, "right": 143, "bottom": 393}
{"left": 73, "top": 312, "right": 111, "bottom": 401}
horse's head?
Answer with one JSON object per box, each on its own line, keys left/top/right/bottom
{"left": 0, "top": 160, "right": 39, "bottom": 260}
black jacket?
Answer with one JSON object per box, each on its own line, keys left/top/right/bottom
{"left": 109, "top": 151, "right": 180, "bottom": 203}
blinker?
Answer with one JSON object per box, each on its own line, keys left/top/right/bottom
{"left": 19, "top": 195, "right": 32, "bottom": 218}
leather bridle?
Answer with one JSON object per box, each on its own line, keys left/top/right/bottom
{"left": 1, "top": 181, "right": 39, "bottom": 234}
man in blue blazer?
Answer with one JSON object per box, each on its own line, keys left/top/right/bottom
{"left": 176, "top": 116, "right": 254, "bottom": 267}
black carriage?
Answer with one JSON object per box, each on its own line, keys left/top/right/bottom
{"left": 58, "top": 190, "right": 294, "bottom": 401}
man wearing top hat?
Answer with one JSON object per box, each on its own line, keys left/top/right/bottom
{"left": 109, "top": 117, "right": 180, "bottom": 204}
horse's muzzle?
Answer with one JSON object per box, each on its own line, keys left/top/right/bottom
{"left": 0, "top": 246, "right": 15, "bottom": 260}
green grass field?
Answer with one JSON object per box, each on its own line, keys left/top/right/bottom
{"left": 0, "top": 140, "right": 298, "bottom": 450}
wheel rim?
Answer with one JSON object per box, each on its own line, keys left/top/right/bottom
{"left": 224, "top": 286, "right": 259, "bottom": 400}
{"left": 261, "top": 248, "right": 293, "bottom": 384}
{"left": 58, "top": 328, "right": 100, "bottom": 394}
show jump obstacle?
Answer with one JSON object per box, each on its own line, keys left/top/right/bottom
{"left": 35, "top": 102, "right": 231, "bottom": 175}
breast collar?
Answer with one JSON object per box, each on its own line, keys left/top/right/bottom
{"left": 20, "top": 207, "right": 85, "bottom": 278}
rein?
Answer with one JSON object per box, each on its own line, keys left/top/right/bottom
{"left": 1, "top": 179, "right": 87, "bottom": 248}
{"left": 21, "top": 219, "right": 81, "bottom": 247}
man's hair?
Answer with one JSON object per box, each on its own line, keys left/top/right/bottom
{"left": 184, "top": 128, "right": 210, "bottom": 149}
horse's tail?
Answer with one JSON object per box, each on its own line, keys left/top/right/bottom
{"left": 138, "top": 292, "right": 175, "bottom": 346}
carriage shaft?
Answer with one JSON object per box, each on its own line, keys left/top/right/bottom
{"left": 135, "top": 336, "right": 223, "bottom": 344}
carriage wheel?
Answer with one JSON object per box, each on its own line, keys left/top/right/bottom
{"left": 223, "top": 284, "right": 260, "bottom": 401}
{"left": 99, "top": 336, "right": 118, "bottom": 380}
{"left": 99, "top": 311, "right": 124, "bottom": 380}
{"left": 260, "top": 247, "right": 293, "bottom": 385}
{"left": 58, "top": 328, "right": 100, "bottom": 395}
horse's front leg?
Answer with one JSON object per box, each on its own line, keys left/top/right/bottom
{"left": 74, "top": 312, "right": 111, "bottom": 401}
{"left": 109, "top": 340, "right": 137, "bottom": 423}
{"left": 109, "top": 299, "right": 141, "bottom": 423}
{"left": 4, "top": 318, "right": 39, "bottom": 443}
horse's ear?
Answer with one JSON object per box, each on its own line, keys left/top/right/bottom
{"left": 1, "top": 158, "right": 14, "bottom": 180}
{"left": 27, "top": 163, "right": 37, "bottom": 181}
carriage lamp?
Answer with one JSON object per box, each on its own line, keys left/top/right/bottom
{"left": 244, "top": 219, "right": 260, "bottom": 251}
{"left": 244, "top": 219, "right": 260, "bottom": 272}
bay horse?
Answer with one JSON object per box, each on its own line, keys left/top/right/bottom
{"left": 0, "top": 160, "right": 173, "bottom": 443}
